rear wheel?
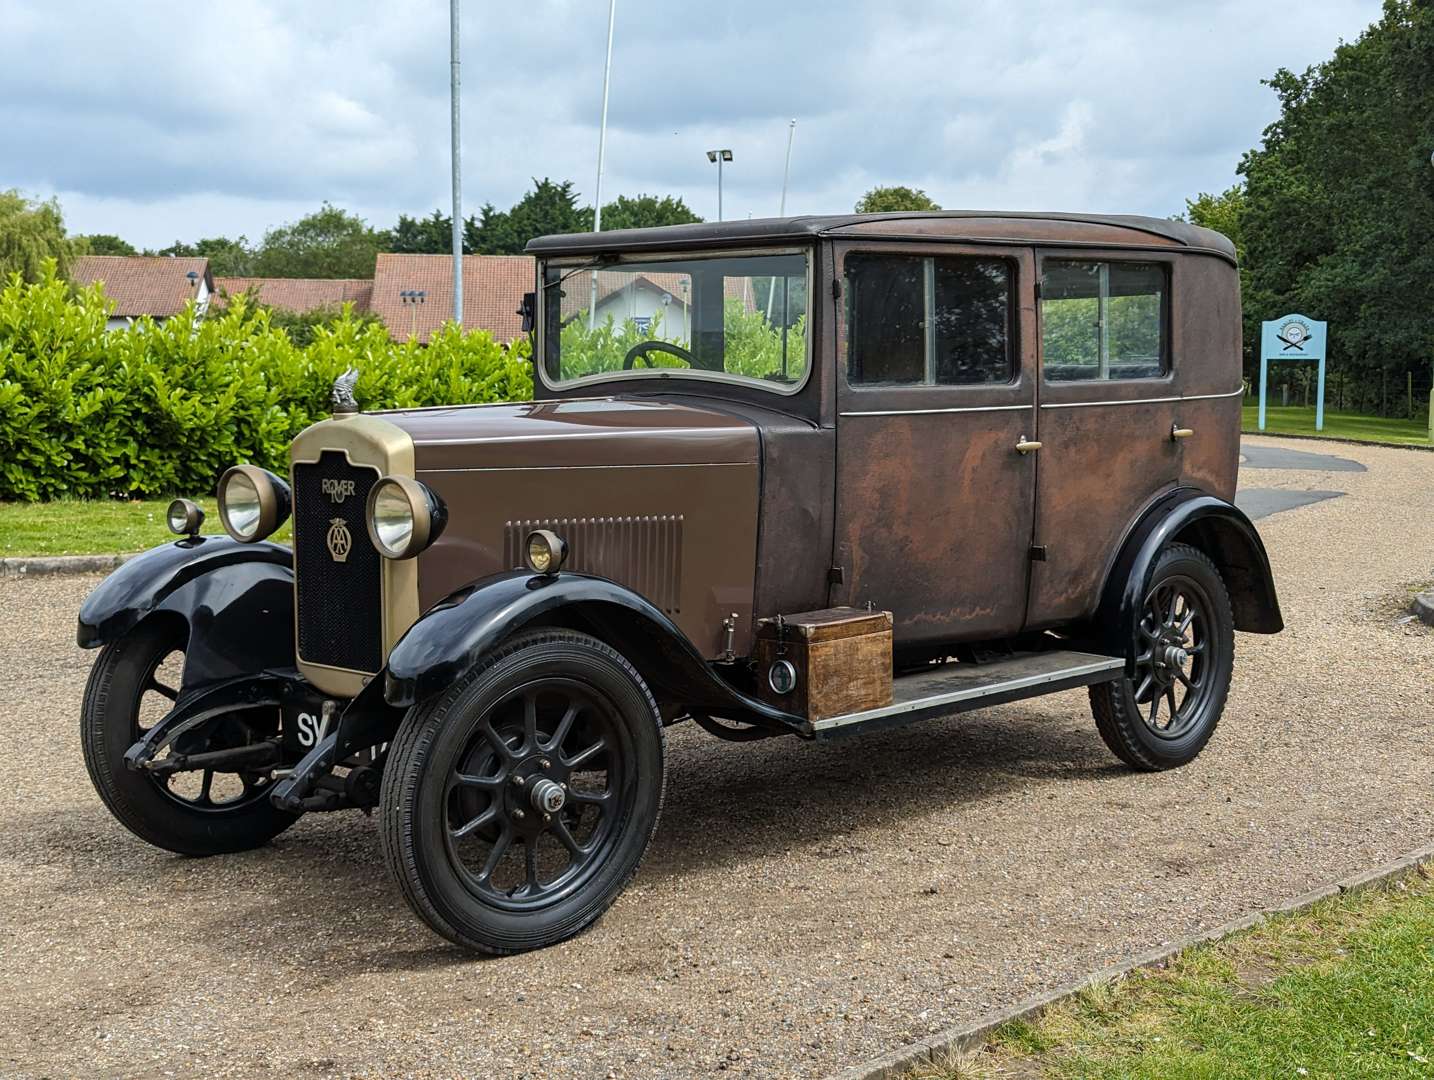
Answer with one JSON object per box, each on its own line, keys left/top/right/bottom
{"left": 80, "top": 618, "right": 298, "bottom": 855}
{"left": 380, "top": 629, "right": 665, "bottom": 954}
{"left": 1089, "top": 543, "right": 1234, "bottom": 771}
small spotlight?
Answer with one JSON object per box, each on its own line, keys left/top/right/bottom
{"left": 524, "top": 529, "right": 568, "bottom": 575}
{"left": 166, "top": 498, "right": 205, "bottom": 538}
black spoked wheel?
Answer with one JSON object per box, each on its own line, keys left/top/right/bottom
{"left": 1132, "top": 574, "right": 1216, "bottom": 740}
{"left": 80, "top": 618, "right": 298, "bottom": 855}
{"left": 1091, "top": 543, "right": 1234, "bottom": 771}
{"left": 381, "top": 629, "right": 665, "bottom": 954}
{"left": 445, "top": 681, "right": 628, "bottom": 909}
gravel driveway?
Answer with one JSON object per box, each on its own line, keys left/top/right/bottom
{"left": 2, "top": 435, "right": 1431, "bottom": 1079}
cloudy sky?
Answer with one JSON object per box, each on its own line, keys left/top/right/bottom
{"left": 3, "top": 0, "right": 1382, "bottom": 249}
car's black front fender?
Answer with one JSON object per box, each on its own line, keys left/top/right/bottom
{"left": 384, "top": 570, "right": 803, "bottom": 733}
{"left": 77, "top": 536, "right": 295, "bottom": 688}
{"left": 1095, "top": 489, "right": 1283, "bottom": 671}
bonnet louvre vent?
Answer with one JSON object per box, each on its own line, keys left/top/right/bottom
{"left": 504, "top": 516, "right": 683, "bottom": 614}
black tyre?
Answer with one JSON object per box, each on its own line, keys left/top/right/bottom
{"left": 80, "top": 617, "right": 298, "bottom": 855}
{"left": 379, "top": 629, "right": 665, "bottom": 954}
{"left": 1090, "top": 543, "right": 1234, "bottom": 771}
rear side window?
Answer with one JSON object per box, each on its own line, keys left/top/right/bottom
{"left": 846, "top": 254, "right": 1014, "bottom": 385}
{"left": 1041, "top": 260, "right": 1167, "bottom": 381}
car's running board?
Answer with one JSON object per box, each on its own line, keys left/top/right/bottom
{"left": 806, "top": 649, "right": 1124, "bottom": 739}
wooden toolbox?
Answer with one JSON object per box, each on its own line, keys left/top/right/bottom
{"left": 753, "top": 607, "right": 893, "bottom": 721}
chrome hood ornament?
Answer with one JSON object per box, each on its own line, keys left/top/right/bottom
{"left": 331, "top": 368, "right": 360, "bottom": 415}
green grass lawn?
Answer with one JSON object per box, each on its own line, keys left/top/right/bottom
{"left": 0, "top": 498, "right": 292, "bottom": 557}
{"left": 919, "top": 867, "right": 1434, "bottom": 1079}
{"left": 1243, "top": 404, "right": 1431, "bottom": 446}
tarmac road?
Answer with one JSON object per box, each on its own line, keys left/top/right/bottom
{"left": 1, "top": 434, "right": 1431, "bottom": 1079}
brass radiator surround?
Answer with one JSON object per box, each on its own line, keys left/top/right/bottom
{"left": 290, "top": 414, "right": 419, "bottom": 698}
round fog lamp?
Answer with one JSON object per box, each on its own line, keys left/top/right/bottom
{"left": 217, "top": 465, "right": 288, "bottom": 543}
{"left": 365, "top": 476, "right": 445, "bottom": 560}
{"left": 524, "top": 529, "right": 568, "bottom": 575}
{"left": 166, "top": 498, "right": 205, "bottom": 537}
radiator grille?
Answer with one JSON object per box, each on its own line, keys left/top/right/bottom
{"left": 504, "top": 516, "right": 683, "bottom": 614}
{"left": 293, "top": 452, "right": 383, "bottom": 673}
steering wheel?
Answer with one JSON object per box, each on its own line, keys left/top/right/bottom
{"left": 623, "top": 340, "right": 696, "bottom": 370}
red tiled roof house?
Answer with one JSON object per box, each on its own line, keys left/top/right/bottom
{"left": 71, "top": 255, "right": 214, "bottom": 329}
{"left": 371, "top": 254, "right": 534, "bottom": 344}
{"left": 213, "top": 277, "right": 374, "bottom": 316}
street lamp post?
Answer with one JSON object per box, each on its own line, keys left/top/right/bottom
{"left": 706, "top": 148, "right": 732, "bottom": 222}
{"left": 765, "top": 120, "right": 797, "bottom": 321}
{"left": 450, "top": 0, "right": 463, "bottom": 326}
{"left": 588, "top": 0, "right": 617, "bottom": 329}
{"left": 779, "top": 119, "right": 796, "bottom": 216}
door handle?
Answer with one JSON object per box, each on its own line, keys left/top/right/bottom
{"left": 1171, "top": 425, "right": 1195, "bottom": 441}
{"left": 1015, "top": 436, "right": 1042, "bottom": 454}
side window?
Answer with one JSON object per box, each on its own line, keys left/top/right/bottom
{"left": 846, "top": 254, "right": 1014, "bottom": 385}
{"left": 1040, "top": 260, "right": 1167, "bottom": 381}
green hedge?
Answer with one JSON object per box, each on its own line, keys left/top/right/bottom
{"left": 0, "top": 266, "right": 533, "bottom": 501}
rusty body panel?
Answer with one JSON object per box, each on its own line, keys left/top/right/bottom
{"left": 649, "top": 396, "right": 838, "bottom": 632}
{"left": 527, "top": 211, "right": 1235, "bottom": 264}
{"left": 1027, "top": 391, "right": 1181, "bottom": 627}
{"left": 1173, "top": 256, "right": 1245, "bottom": 503}
{"left": 1027, "top": 247, "right": 1244, "bottom": 626}
{"left": 1177, "top": 395, "right": 1242, "bottom": 501}
{"left": 378, "top": 399, "right": 761, "bottom": 659}
{"left": 828, "top": 242, "right": 1039, "bottom": 646}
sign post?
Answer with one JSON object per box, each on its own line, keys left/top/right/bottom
{"left": 1258, "top": 314, "right": 1328, "bottom": 432}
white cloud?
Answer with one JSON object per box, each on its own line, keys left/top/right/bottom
{"left": 0, "top": 0, "right": 1385, "bottom": 246}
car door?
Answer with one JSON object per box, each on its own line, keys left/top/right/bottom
{"left": 830, "top": 242, "right": 1039, "bottom": 649}
{"left": 1026, "top": 252, "right": 1181, "bottom": 628}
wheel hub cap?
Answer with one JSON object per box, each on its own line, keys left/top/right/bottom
{"left": 529, "top": 777, "right": 565, "bottom": 814}
{"left": 1161, "top": 644, "right": 1190, "bottom": 672}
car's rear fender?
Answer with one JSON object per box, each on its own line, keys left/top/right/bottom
{"left": 77, "top": 536, "right": 295, "bottom": 689}
{"left": 1094, "top": 489, "right": 1283, "bottom": 672}
{"left": 383, "top": 570, "right": 803, "bottom": 733}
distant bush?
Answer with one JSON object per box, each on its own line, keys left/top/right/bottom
{"left": 254, "top": 301, "right": 386, "bottom": 348}
{"left": 0, "top": 264, "right": 533, "bottom": 501}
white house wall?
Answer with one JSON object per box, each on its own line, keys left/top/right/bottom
{"left": 593, "top": 285, "right": 690, "bottom": 344}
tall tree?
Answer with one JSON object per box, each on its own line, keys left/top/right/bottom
{"left": 386, "top": 210, "right": 465, "bottom": 255}
{"left": 1182, "top": 187, "right": 1246, "bottom": 264}
{"left": 1235, "top": 0, "right": 1434, "bottom": 408}
{"left": 150, "top": 236, "right": 255, "bottom": 276}
{"left": 854, "top": 186, "right": 942, "bottom": 214}
{"left": 470, "top": 179, "right": 592, "bottom": 254}
{"left": 386, "top": 189, "right": 703, "bottom": 256}
{"left": 0, "top": 190, "right": 79, "bottom": 281}
{"left": 78, "top": 233, "right": 138, "bottom": 257}
{"left": 251, "top": 204, "right": 382, "bottom": 279}
{"left": 597, "top": 193, "right": 702, "bottom": 231}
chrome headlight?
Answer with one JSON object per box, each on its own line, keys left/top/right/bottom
{"left": 365, "top": 475, "right": 446, "bottom": 560}
{"left": 217, "top": 465, "right": 290, "bottom": 543}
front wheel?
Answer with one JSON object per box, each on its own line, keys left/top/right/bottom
{"left": 1089, "top": 543, "right": 1235, "bottom": 771}
{"left": 80, "top": 617, "right": 298, "bottom": 855}
{"left": 379, "top": 629, "right": 666, "bottom": 954}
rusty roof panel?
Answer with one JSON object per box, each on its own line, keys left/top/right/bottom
{"left": 526, "top": 212, "right": 1236, "bottom": 265}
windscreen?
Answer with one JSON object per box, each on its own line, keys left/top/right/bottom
{"left": 542, "top": 251, "right": 809, "bottom": 392}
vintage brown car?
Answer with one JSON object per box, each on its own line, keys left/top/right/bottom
{"left": 77, "top": 212, "right": 1281, "bottom": 953}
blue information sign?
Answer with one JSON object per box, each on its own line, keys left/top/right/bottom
{"left": 1258, "top": 313, "right": 1329, "bottom": 432}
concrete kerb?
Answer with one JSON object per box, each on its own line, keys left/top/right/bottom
{"left": 1412, "top": 592, "right": 1434, "bottom": 628}
{"left": 0, "top": 553, "right": 136, "bottom": 578}
{"left": 830, "top": 842, "right": 1434, "bottom": 1080}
